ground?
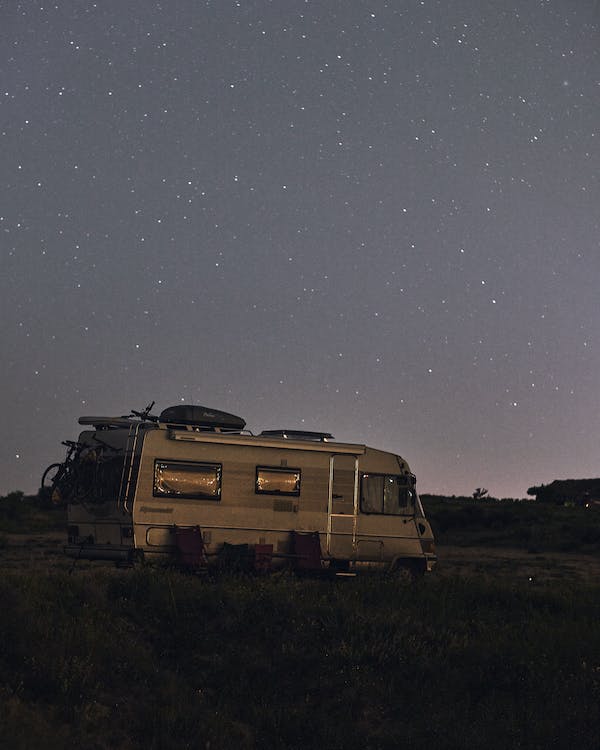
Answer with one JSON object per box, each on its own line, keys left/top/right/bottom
{"left": 3, "top": 531, "right": 600, "bottom": 584}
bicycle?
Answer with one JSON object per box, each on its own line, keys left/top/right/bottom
{"left": 40, "top": 440, "right": 95, "bottom": 505}
{"left": 41, "top": 402, "right": 156, "bottom": 505}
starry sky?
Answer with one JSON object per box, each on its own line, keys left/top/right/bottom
{"left": 2, "top": 0, "right": 599, "bottom": 500}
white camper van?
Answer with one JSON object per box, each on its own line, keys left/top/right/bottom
{"left": 46, "top": 404, "right": 436, "bottom": 575}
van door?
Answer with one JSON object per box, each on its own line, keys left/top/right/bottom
{"left": 326, "top": 454, "right": 359, "bottom": 559}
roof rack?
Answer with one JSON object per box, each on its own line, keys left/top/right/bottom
{"left": 259, "top": 430, "right": 334, "bottom": 442}
{"left": 79, "top": 404, "right": 247, "bottom": 433}
{"left": 78, "top": 416, "right": 139, "bottom": 429}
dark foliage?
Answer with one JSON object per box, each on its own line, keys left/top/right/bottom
{"left": 0, "top": 492, "right": 66, "bottom": 534}
{"left": 421, "top": 495, "right": 600, "bottom": 553}
{"left": 527, "top": 478, "right": 600, "bottom": 505}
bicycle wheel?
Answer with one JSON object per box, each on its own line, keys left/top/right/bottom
{"left": 41, "top": 462, "right": 66, "bottom": 504}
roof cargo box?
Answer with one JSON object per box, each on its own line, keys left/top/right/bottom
{"left": 158, "top": 404, "right": 246, "bottom": 430}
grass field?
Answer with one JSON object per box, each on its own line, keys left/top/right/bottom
{"left": 1, "top": 493, "right": 600, "bottom": 749}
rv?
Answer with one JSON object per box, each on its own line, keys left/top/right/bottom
{"left": 48, "top": 404, "right": 436, "bottom": 575}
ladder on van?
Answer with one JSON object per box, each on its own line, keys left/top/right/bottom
{"left": 118, "top": 422, "right": 143, "bottom": 514}
{"left": 326, "top": 454, "right": 360, "bottom": 558}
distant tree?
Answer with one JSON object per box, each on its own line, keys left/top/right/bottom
{"left": 472, "top": 487, "right": 488, "bottom": 500}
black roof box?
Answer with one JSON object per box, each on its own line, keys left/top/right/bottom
{"left": 159, "top": 405, "right": 246, "bottom": 431}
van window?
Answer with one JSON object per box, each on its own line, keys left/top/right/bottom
{"left": 256, "top": 466, "right": 301, "bottom": 496}
{"left": 360, "top": 474, "right": 414, "bottom": 515}
{"left": 153, "top": 460, "right": 222, "bottom": 500}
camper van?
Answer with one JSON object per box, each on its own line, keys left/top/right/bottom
{"left": 47, "top": 404, "right": 436, "bottom": 575}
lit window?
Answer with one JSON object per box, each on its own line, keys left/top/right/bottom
{"left": 153, "top": 460, "right": 221, "bottom": 500}
{"left": 256, "top": 466, "right": 301, "bottom": 496}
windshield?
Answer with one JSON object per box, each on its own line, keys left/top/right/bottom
{"left": 360, "top": 473, "right": 415, "bottom": 515}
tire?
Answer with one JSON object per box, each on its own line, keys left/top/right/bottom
{"left": 388, "top": 559, "right": 421, "bottom": 583}
{"left": 41, "top": 462, "right": 62, "bottom": 488}
{"left": 393, "top": 564, "right": 416, "bottom": 584}
{"left": 40, "top": 462, "right": 68, "bottom": 504}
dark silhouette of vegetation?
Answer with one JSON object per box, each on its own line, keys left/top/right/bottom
{"left": 421, "top": 495, "right": 600, "bottom": 553}
{"left": 0, "top": 491, "right": 65, "bottom": 534}
{"left": 527, "top": 478, "right": 600, "bottom": 506}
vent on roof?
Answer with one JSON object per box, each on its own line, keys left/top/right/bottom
{"left": 259, "top": 430, "right": 334, "bottom": 442}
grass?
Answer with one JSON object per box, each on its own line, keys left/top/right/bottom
{"left": 1, "top": 569, "right": 600, "bottom": 749}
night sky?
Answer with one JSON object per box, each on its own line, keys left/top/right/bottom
{"left": 2, "top": 1, "right": 599, "bottom": 500}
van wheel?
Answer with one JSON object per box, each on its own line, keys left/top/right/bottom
{"left": 389, "top": 561, "right": 417, "bottom": 583}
